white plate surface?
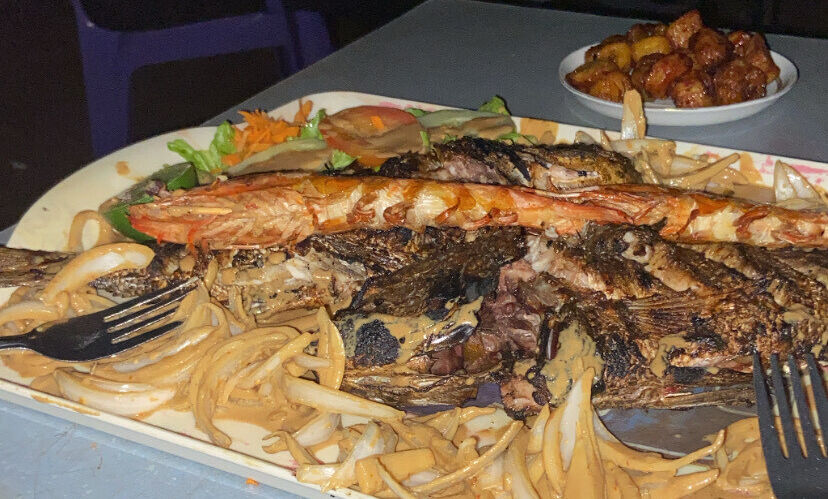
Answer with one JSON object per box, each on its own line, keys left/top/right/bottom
{"left": 559, "top": 44, "right": 798, "bottom": 126}
{"left": 2, "top": 91, "right": 827, "bottom": 497}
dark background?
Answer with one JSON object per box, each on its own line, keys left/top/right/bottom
{"left": 0, "top": 0, "right": 826, "bottom": 229}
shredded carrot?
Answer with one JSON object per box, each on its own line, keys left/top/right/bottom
{"left": 370, "top": 115, "right": 386, "bottom": 131}
{"left": 222, "top": 100, "right": 314, "bottom": 165}
{"left": 222, "top": 153, "right": 242, "bottom": 166}
{"left": 246, "top": 478, "right": 259, "bottom": 486}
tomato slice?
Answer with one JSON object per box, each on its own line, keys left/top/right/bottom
{"left": 320, "top": 106, "right": 424, "bottom": 167}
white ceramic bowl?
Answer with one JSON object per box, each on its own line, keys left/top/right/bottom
{"left": 558, "top": 44, "right": 798, "bottom": 126}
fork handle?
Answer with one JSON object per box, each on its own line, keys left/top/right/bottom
{"left": 0, "top": 334, "right": 32, "bottom": 351}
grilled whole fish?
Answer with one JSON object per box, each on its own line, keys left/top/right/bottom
{"left": 370, "top": 137, "right": 643, "bottom": 190}
{"left": 335, "top": 224, "right": 827, "bottom": 417}
{"left": 2, "top": 223, "right": 826, "bottom": 415}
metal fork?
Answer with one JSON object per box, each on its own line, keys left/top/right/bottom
{"left": 753, "top": 352, "right": 828, "bottom": 498}
{"left": 0, "top": 278, "right": 198, "bottom": 361}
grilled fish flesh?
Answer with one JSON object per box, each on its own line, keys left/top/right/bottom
{"left": 335, "top": 223, "right": 827, "bottom": 417}
{"left": 369, "top": 137, "right": 643, "bottom": 189}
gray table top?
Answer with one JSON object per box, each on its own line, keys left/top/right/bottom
{"left": 207, "top": 0, "right": 828, "bottom": 163}
{"left": 3, "top": 1, "right": 827, "bottom": 497}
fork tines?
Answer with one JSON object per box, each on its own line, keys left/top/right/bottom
{"left": 104, "top": 277, "right": 198, "bottom": 341}
{"left": 753, "top": 352, "right": 828, "bottom": 497}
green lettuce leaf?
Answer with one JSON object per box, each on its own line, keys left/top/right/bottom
{"left": 329, "top": 149, "right": 357, "bottom": 170}
{"left": 211, "top": 122, "right": 236, "bottom": 155}
{"left": 300, "top": 109, "right": 327, "bottom": 140}
{"left": 167, "top": 122, "right": 236, "bottom": 172}
{"left": 419, "top": 130, "right": 431, "bottom": 150}
{"left": 478, "top": 96, "right": 510, "bottom": 116}
{"left": 404, "top": 107, "right": 427, "bottom": 117}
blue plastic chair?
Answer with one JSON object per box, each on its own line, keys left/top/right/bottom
{"left": 70, "top": 0, "right": 332, "bottom": 157}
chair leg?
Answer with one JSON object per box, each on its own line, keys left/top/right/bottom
{"left": 279, "top": 39, "right": 300, "bottom": 75}
{"left": 292, "top": 10, "right": 334, "bottom": 67}
{"left": 76, "top": 31, "right": 131, "bottom": 157}
{"left": 264, "top": 0, "right": 299, "bottom": 74}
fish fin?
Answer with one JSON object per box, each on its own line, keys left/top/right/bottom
{"left": 623, "top": 290, "right": 734, "bottom": 311}
{"left": 0, "top": 246, "right": 74, "bottom": 288}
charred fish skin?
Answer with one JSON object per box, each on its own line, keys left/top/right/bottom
{"left": 692, "top": 243, "right": 828, "bottom": 323}
{"left": 372, "top": 137, "right": 642, "bottom": 190}
{"left": 92, "top": 243, "right": 213, "bottom": 298}
{"left": 334, "top": 227, "right": 526, "bottom": 377}
{"left": 492, "top": 224, "right": 827, "bottom": 417}
{"left": 342, "top": 227, "right": 526, "bottom": 317}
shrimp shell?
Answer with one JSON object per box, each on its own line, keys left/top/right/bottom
{"left": 129, "top": 173, "right": 828, "bottom": 249}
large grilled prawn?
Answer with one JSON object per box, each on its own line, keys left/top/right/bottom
{"left": 129, "top": 173, "right": 828, "bottom": 250}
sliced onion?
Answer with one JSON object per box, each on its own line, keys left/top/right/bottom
{"left": 574, "top": 131, "right": 598, "bottom": 145}
{"left": 598, "top": 430, "right": 724, "bottom": 472}
{"left": 562, "top": 368, "right": 606, "bottom": 499}
{"left": 0, "top": 301, "right": 59, "bottom": 326}
{"left": 593, "top": 410, "right": 619, "bottom": 443}
{"left": 411, "top": 421, "right": 522, "bottom": 495}
{"left": 731, "top": 183, "right": 776, "bottom": 204}
{"left": 527, "top": 404, "right": 549, "bottom": 454}
{"left": 542, "top": 406, "right": 565, "bottom": 496}
{"left": 774, "top": 160, "right": 825, "bottom": 206}
{"left": 559, "top": 374, "right": 584, "bottom": 470}
{"left": 42, "top": 244, "right": 155, "bottom": 303}
{"left": 504, "top": 435, "right": 540, "bottom": 499}
{"left": 279, "top": 373, "right": 404, "bottom": 421}
{"left": 242, "top": 332, "right": 315, "bottom": 388}
{"left": 293, "top": 412, "right": 340, "bottom": 447}
{"left": 611, "top": 138, "right": 671, "bottom": 154}
{"left": 662, "top": 153, "right": 739, "bottom": 189}
{"left": 99, "top": 324, "right": 222, "bottom": 386}
{"left": 634, "top": 151, "right": 662, "bottom": 184}
{"left": 376, "top": 461, "right": 418, "bottom": 499}
{"left": 599, "top": 130, "right": 612, "bottom": 151}
{"left": 289, "top": 353, "right": 331, "bottom": 370}
{"left": 458, "top": 408, "right": 513, "bottom": 448}
{"left": 472, "top": 456, "right": 505, "bottom": 492}
{"left": 66, "top": 210, "right": 120, "bottom": 253}
{"left": 55, "top": 370, "right": 175, "bottom": 416}
{"left": 621, "top": 90, "right": 645, "bottom": 140}
{"left": 317, "top": 308, "right": 345, "bottom": 390}
{"left": 403, "top": 469, "right": 440, "bottom": 487}
{"left": 670, "top": 155, "right": 709, "bottom": 176}
{"left": 110, "top": 324, "right": 213, "bottom": 373}
{"left": 295, "top": 464, "right": 338, "bottom": 485}
{"left": 323, "top": 422, "right": 385, "bottom": 491}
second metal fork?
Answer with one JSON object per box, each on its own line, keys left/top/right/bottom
{"left": 753, "top": 352, "right": 828, "bottom": 498}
